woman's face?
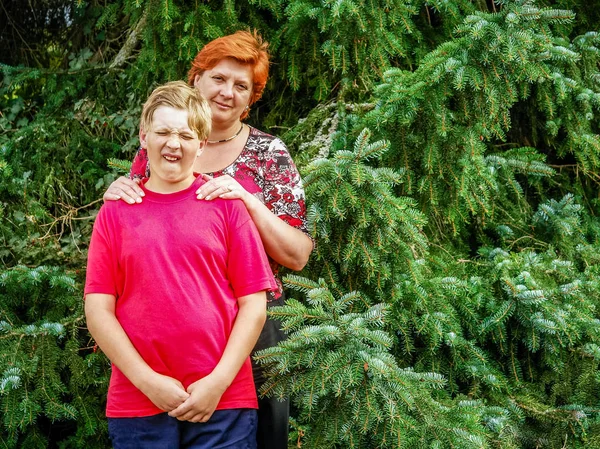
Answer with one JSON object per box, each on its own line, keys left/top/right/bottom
{"left": 194, "top": 58, "right": 253, "bottom": 127}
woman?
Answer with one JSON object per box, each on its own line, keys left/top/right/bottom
{"left": 103, "top": 30, "right": 314, "bottom": 449}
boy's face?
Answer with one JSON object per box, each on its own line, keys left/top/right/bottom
{"left": 140, "top": 106, "right": 205, "bottom": 193}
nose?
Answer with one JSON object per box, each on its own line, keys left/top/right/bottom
{"left": 220, "top": 82, "right": 234, "bottom": 98}
{"left": 166, "top": 134, "right": 181, "bottom": 148}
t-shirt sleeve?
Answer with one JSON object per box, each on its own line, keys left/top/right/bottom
{"left": 226, "top": 202, "right": 277, "bottom": 298}
{"left": 128, "top": 147, "right": 149, "bottom": 180}
{"left": 261, "top": 138, "right": 312, "bottom": 240}
{"left": 84, "top": 206, "right": 118, "bottom": 297}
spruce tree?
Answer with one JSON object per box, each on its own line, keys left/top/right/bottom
{"left": 1, "top": 0, "right": 599, "bottom": 447}
{"left": 259, "top": 1, "right": 600, "bottom": 447}
{"left": 0, "top": 266, "right": 109, "bottom": 448}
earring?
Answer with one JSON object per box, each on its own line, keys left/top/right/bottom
{"left": 245, "top": 105, "right": 249, "bottom": 110}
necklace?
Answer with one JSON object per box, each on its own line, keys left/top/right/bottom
{"left": 207, "top": 124, "right": 244, "bottom": 144}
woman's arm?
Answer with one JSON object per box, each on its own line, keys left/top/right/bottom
{"left": 242, "top": 191, "right": 313, "bottom": 271}
{"left": 85, "top": 293, "right": 189, "bottom": 411}
{"left": 198, "top": 175, "right": 313, "bottom": 270}
{"left": 197, "top": 136, "right": 314, "bottom": 270}
{"left": 168, "top": 291, "right": 267, "bottom": 422}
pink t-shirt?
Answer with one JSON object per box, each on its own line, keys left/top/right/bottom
{"left": 129, "top": 126, "right": 313, "bottom": 301}
{"left": 85, "top": 175, "right": 276, "bottom": 417}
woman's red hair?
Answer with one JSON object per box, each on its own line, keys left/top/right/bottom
{"left": 187, "top": 30, "right": 269, "bottom": 120}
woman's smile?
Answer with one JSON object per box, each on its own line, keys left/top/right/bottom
{"left": 194, "top": 58, "right": 253, "bottom": 127}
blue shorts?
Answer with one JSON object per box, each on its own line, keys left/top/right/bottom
{"left": 107, "top": 409, "right": 257, "bottom": 449}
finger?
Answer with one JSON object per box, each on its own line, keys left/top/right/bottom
{"left": 103, "top": 192, "right": 122, "bottom": 202}
{"left": 115, "top": 176, "right": 143, "bottom": 190}
{"left": 117, "top": 190, "right": 143, "bottom": 205}
{"left": 196, "top": 174, "right": 214, "bottom": 197}
{"left": 171, "top": 405, "right": 203, "bottom": 421}
{"left": 174, "top": 391, "right": 190, "bottom": 403}
{"left": 196, "top": 182, "right": 220, "bottom": 199}
{"left": 219, "top": 184, "right": 245, "bottom": 200}
{"left": 168, "top": 396, "right": 194, "bottom": 417}
{"left": 115, "top": 176, "right": 145, "bottom": 193}
{"left": 188, "top": 414, "right": 208, "bottom": 423}
{"left": 115, "top": 182, "right": 146, "bottom": 202}
{"left": 168, "top": 404, "right": 187, "bottom": 418}
{"left": 176, "top": 410, "right": 202, "bottom": 422}
{"left": 204, "top": 184, "right": 231, "bottom": 201}
{"left": 196, "top": 186, "right": 216, "bottom": 200}
{"left": 218, "top": 191, "right": 240, "bottom": 199}
{"left": 121, "top": 183, "right": 145, "bottom": 199}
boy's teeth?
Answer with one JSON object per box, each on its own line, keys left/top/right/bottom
{"left": 164, "top": 155, "right": 178, "bottom": 161}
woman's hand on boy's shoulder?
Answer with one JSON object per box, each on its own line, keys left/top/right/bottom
{"left": 103, "top": 176, "right": 145, "bottom": 204}
{"left": 139, "top": 372, "right": 190, "bottom": 412}
{"left": 196, "top": 174, "right": 249, "bottom": 203}
{"left": 168, "top": 374, "right": 227, "bottom": 423}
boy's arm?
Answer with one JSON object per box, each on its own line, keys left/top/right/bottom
{"left": 168, "top": 291, "right": 267, "bottom": 422}
{"left": 85, "top": 293, "right": 189, "bottom": 411}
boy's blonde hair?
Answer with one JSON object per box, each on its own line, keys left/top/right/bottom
{"left": 140, "top": 81, "right": 211, "bottom": 139}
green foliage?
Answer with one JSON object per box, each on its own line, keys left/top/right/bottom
{"left": 1, "top": 0, "right": 600, "bottom": 447}
{"left": 266, "top": 122, "right": 600, "bottom": 447}
{"left": 273, "top": 0, "right": 423, "bottom": 97}
{"left": 0, "top": 61, "right": 141, "bottom": 266}
{"left": 107, "top": 158, "right": 133, "bottom": 175}
{"left": 364, "top": 0, "right": 600, "bottom": 240}
{"left": 303, "top": 128, "right": 427, "bottom": 296}
{"left": 0, "top": 266, "right": 109, "bottom": 448}
{"left": 257, "top": 277, "right": 491, "bottom": 449}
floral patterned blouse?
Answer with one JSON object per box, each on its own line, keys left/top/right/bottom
{"left": 129, "top": 125, "right": 311, "bottom": 301}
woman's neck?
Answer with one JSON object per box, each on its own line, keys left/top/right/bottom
{"left": 195, "top": 124, "right": 250, "bottom": 173}
{"left": 208, "top": 121, "right": 243, "bottom": 143}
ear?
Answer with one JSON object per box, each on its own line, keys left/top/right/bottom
{"left": 193, "top": 74, "right": 202, "bottom": 88}
{"left": 197, "top": 139, "right": 207, "bottom": 157}
{"left": 139, "top": 129, "right": 148, "bottom": 149}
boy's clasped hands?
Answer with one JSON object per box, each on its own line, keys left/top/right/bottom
{"left": 141, "top": 371, "right": 227, "bottom": 423}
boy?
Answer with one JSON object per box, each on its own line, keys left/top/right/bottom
{"left": 85, "top": 81, "right": 275, "bottom": 448}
